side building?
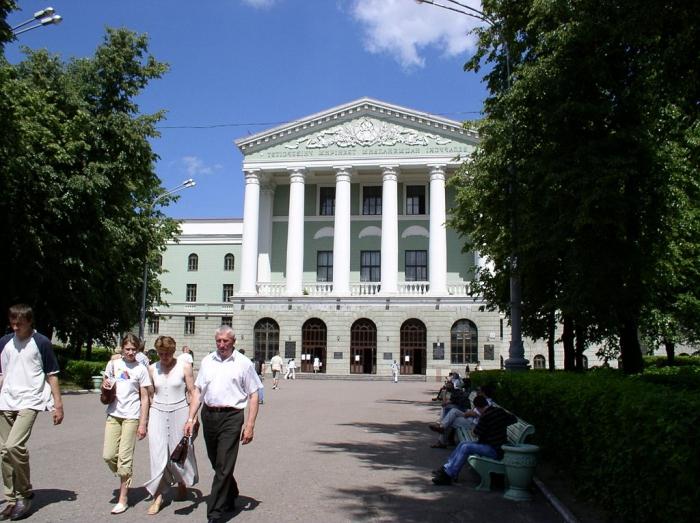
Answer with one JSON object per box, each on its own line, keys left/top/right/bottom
{"left": 146, "top": 98, "right": 601, "bottom": 378}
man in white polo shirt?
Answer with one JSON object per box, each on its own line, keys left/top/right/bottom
{"left": 0, "top": 304, "right": 64, "bottom": 521}
{"left": 184, "top": 325, "right": 261, "bottom": 523}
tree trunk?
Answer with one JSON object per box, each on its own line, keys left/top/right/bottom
{"left": 86, "top": 338, "right": 93, "bottom": 361}
{"left": 72, "top": 336, "right": 83, "bottom": 359}
{"left": 619, "top": 320, "right": 644, "bottom": 374}
{"left": 547, "top": 310, "right": 556, "bottom": 371}
{"left": 664, "top": 339, "right": 675, "bottom": 365}
{"left": 562, "top": 314, "right": 575, "bottom": 370}
{"left": 574, "top": 321, "right": 586, "bottom": 371}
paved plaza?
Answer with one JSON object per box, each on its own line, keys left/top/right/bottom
{"left": 11, "top": 380, "right": 566, "bottom": 522}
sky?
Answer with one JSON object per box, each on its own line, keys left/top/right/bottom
{"left": 6, "top": 0, "right": 489, "bottom": 219}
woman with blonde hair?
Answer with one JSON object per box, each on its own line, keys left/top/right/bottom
{"left": 102, "top": 333, "right": 152, "bottom": 514}
{"left": 143, "top": 336, "right": 198, "bottom": 515}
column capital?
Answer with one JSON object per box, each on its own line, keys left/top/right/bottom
{"left": 287, "top": 167, "right": 306, "bottom": 184}
{"left": 428, "top": 164, "right": 447, "bottom": 181}
{"left": 334, "top": 166, "right": 353, "bottom": 183}
{"left": 381, "top": 165, "right": 399, "bottom": 182}
{"left": 244, "top": 169, "right": 261, "bottom": 184}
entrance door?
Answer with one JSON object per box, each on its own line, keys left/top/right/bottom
{"left": 400, "top": 319, "right": 426, "bottom": 375}
{"left": 350, "top": 319, "right": 376, "bottom": 374}
{"left": 301, "top": 318, "right": 327, "bottom": 373}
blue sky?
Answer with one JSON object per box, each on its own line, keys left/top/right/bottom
{"left": 6, "top": 0, "right": 488, "bottom": 218}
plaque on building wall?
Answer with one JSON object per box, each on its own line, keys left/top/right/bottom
{"left": 284, "top": 341, "right": 296, "bottom": 359}
{"left": 433, "top": 342, "right": 445, "bottom": 360}
{"left": 484, "top": 344, "right": 495, "bottom": 360}
{"left": 333, "top": 352, "right": 343, "bottom": 360}
{"left": 383, "top": 352, "right": 393, "bottom": 360}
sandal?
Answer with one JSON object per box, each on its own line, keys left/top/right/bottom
{"left": 147, "top": 497, "right": 163, "bottom": 515}
{"left": 430, "top": 442, "right": 447, "bottom": 449}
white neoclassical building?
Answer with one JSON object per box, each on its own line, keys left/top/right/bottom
{"left": 147, "top": 98, "right": 598, "bottom": 378}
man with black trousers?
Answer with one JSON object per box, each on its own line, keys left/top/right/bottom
{"left": 184, "top": 325, "right": 261, "bottom": 523}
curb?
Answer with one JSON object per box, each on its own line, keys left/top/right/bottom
{"left": 534, "top": 476, "right": 580, "bottom": 523}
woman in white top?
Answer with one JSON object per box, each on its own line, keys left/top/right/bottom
{"left": 143, "top": 336, "right": 198, "bottom": 515}
{"left": 102, "top": 333, "right": 152, "bottom": 515}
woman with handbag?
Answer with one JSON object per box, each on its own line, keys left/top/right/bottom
{"left": 143, "top": 336, "right": 198, "bottom": 515}
{"left": 102, "top": 333, "right": 152, "bottom": 514}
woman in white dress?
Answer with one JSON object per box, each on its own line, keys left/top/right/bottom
{"left": 143, "top": 336, "right": 198, "bottom": 515}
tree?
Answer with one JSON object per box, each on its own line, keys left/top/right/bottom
{"left": 0, "top": 24, "right": 178, "bottom": 350}
{"left": 449, "top": 0, "right": 700, "bottom": 374}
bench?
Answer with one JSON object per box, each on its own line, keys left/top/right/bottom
{"left": 456, "top": 416, "right": 535, "bottom": 491}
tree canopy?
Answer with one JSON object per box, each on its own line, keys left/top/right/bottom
{"left": 0, "top": 19, "right": 179, "bottom": 351}
{"left": 449, "top": 0, "right": 700, "bottom": 373}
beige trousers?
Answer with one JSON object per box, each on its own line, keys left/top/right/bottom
{"left": 103, "top": 415, "right": 139, "bottom": 480}
{"left": 0, "top": 409, "right": 39, "bottom": 502}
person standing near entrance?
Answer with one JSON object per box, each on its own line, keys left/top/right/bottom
{"left": 0, "top": 304, "right": 64, "bottom": 521}
{"left": 313, "top": 357, "right": 320, "bottom": 373}
{"left": 285, "top": 358, "right": 296, "bottom": 380}
{"left": 270, "top": 352, "right": 284, "bottom": 390}
{"left": 184, "top": 325, "right": 261, "bottom": 523}
{"left": 391, "top": 360, "right": 399, "bottom": 383}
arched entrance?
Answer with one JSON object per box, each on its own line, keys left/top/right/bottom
{"left": 350, "top": 319, "right": 376, "bottom": 374}
{"left": 451, "top": 319, "right": 478, "bottom": 365}
{"left": 301, "top": 318, "right": 327, "bottom": 373}
{"left": 400, "top": 319, "right": 426, "bottom": 375}
{"left": 254, "top": 318, "right": 279, "bottom": 362}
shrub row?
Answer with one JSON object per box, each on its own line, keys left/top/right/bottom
{"left": 472, "top": 369, "right": 700, "bottom": 523}
{"left": 64, "top": 360, "right": 108, "bottom": 389}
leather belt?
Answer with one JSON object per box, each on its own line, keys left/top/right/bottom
{"left": 204, "top": 405, "right": 241, "bottom": 412}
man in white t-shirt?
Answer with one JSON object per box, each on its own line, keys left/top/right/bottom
{"left": 0, "top": 304, "right": 64, "bottom": 521}
{"left": 269, "top": 353, "right": 284, "bottom": 390}
{"left": 177, "top": 345, "right": 194, "bottom": 366}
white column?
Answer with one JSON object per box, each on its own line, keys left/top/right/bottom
{"left": 285, "top": 168, "right": 306, "bottom": 295}
{"left": 239, "top": 169, "right": 261, "bottom": 296}
{"left": 380, "top": 166, "right": 399, "bottom": 294}
{"left": 332, "top": 166, "right": 352, "bottom": 295}
{"left": 257, "top": 177, "right": 275, "bottom": 283}
{"left": 429, "top": 164, "right": 448, "bottom": 295}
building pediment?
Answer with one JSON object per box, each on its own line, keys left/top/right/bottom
{"left": 236, "top": 98, "right": 477, "bottom": 164}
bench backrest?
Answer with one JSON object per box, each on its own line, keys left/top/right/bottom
{"left": 507, "top": 419, "right": 535, "bottom": 445}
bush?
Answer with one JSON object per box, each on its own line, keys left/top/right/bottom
{"left": 472, "top": 369, "right": 700, "bottom": 523}
{"left": 65, "top": 360, "right": 108, "bottom": 389}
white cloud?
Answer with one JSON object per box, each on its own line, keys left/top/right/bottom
{"left": 349, "top": 0, "right": 482, "bottom": 69}
{"left": 180, "top": 156, "right": 222, "bottom": 177}
{"left": 241, "top": 0, "right": 278, "bottom": 8}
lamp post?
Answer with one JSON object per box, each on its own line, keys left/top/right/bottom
{"left": 11, "top": 6, "right": 62, "bottom": 36}
{"left": 138, "top": 178, "right": 196, "bottom": 339}
{"left": 416, "top": 0, "right": 528, "bottom": 370}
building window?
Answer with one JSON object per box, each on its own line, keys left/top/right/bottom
{"left": 406, "top": 185, "right": 426, "bottom": 215}
{"left": 184, "top": 316, "right": 196, "bottom": 335}
{"left": 533, "top": 354, "right": 546, "bottom": 369}
{"left": 188, "top": 253, "right": 198, "bottom": 271}
{"left": 362, "top": 186, "right": 382, "bottom": 215}
{"left": 405, "top": 250, "right": 428, "bottom": 281}
{"left": 317, "top": 251, "right": 333, "bottom": 282}
{"left": 254, "top": 318, "right": 279, "bottom": 362}
{"left": 221, "top": 316, "right": 233, "bottom": 327}
{"left": 224, "top": 253, "right": 235, "bottom": 271}
{"left": 360, "top": 251, "right": 381, "bottom": 282}
{"left": 319, "top": 187, "right": 335, "bottom": 216}
{"left": 222, "top": 284, "right": 234, "bottom": 302}
{"left": 147, "top": 316, "right": 160, "bottom": 335}
{"left": 186, "top": 284, "right": 197, "bottom": 302}
{"left": 451, "top": 319, "right": 478, "bottom": 364}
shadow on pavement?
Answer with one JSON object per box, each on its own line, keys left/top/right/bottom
{"left": 27, "top": 488, "right": 77, "bottom": 513}
{"left": 173, "top": 487, "right": 205, "bottom": 515}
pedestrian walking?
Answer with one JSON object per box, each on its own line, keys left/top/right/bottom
{"left": 391, "top": 360, "right": 399, "bottom": 383}
{"left": 184, "top": 325, "right": 262, "bottom": 523}
{"left": 285, "top": 358, "right": 296, "bottom": 380}
{"left": 101, "top": 333, "right": 152, "bottom": 514}
{"left": 0, "top": 304, "right": 64, "bottom": 521}
{"left": 143, "top": 336, "right": 198, "bottom": 515}
{"left": 313, "top": 357, "right": 320, "bottom": 373}
{"left": 270, "top": 352, "right": 283, "bottom": 390}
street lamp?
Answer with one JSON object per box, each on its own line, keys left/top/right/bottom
{"left": 11, "top": 7, "right": 62, "bottom": 36}
{"left": 416, "top": 0, "right": 528, "bottom": 370}
{"left": 138, "top": 178, "right": 196, "bottom": 339}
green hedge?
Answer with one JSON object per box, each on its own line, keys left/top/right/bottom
{"left": 64, "top": 360, "right": 108, "bottom": 389}
{"left": 472, "top": 369, "right": 700, "bottom": 523}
